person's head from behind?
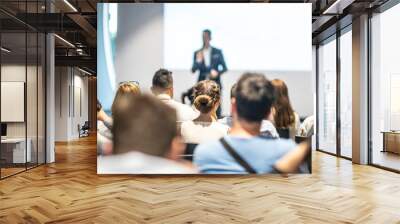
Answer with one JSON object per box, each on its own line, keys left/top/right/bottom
{"left": 97, "top": 99, "right": 102, "bottom": 113}
{"left": 202, "top": 29, "right": 211, "bottom": 48}
{"left": 232, "top": 73, "right": 275, "bottom": 124}
{"left": 226, "top": 83, "right": 238, "bottom": 118}
{"left": 230, "top": 83, "right": 237, "bottom": 101}
{"left": 112, "top": 82, "right": 140, "bottom": 115}
{"left": 151, "top": 69, "right": 174, "bottom": 97}
{"left": 97, "top": 99, "right": 109, "bottom": 122}
{"left": 192, "top": 80, "right": 220, "bottom": 118}
{"left": 271, "top": 79, "right": 295, "bottom": 128}
{"left": 112, "top": 94, "right": 184, "bottom": 160}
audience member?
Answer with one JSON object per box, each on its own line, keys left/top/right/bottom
{"left": 97, "top": 99, "right": 113, "bottom": 155}
{"left": 218, "top": 83, "right": 279, "bottom": 138}
{"left": 271, "top": 79, "right": 300, "bottom": 140}
{"left": 97, "top": 133, "right": 113, "bottom": 156}
{"left": 112, "top": 81, "right": 141, "bottom": 115}
{"left": 180, "top": 80, "right": 229, "bottom": 144}
{"left": 298, "top": 115, "right": 314, "bottom": 137}
{"left": 97, "top": 99, "right": 112, "bottom": 140}
{"left": 194, "top": 73, "right": 301, "bottom": 174}
{"left": 151, "top": 69, "right": 199, "bottom": 121}
{"left": 98, "top": 94, "right": 196, "bottom": 174}
{"left": 98, "top": 82, "right": 141, "bottom": 141}
{"left": 181, "top": 86, "right": 195, "bottom": 105}
{"left": 98, "top": 82, "right": 140, "bottom": 156}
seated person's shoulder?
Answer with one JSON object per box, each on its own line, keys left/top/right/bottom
{"left": 180, "top": 120, "right": 198, "bottom": 139}
{"left": 193, "top": 140, "right": 223, "bottom": 160}
{"left": 195, "top": 139, "right": 222, "bottom": 151}
{"left": 175, "top": 102, "right": 199, "bottom": 121}
{"left": 213, "top": 122, "right": 230, "bottom": 132}
{"left": 269, "top": 138, "right": 297, "bottom": 154}
{"left": 181, "top": 120, "right": 194, "bottom": 129}
{"left": 218, "top": 116, "right": 233, "bottom": 127}
{"left": 217, "top": 116, "right": 227, "bottom": 124}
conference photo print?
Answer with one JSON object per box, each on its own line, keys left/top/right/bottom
{"left": 96, "top": 3, "right": 314, "bottom": 175}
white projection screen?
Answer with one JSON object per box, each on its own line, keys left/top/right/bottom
{"left": 164, "top": 3, "right": 312, "bottom": 71}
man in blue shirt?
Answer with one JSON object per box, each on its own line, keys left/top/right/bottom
{"left": 194, "top": 73, "right": 297, "bottom": 174}
{"left": 218, "top": 83, "right": 279, "bottom": 139}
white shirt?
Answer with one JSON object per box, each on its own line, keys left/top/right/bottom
{"left": 97, "top": 132, "right": 112, "bottom": 155}
{"left": 202, "top": 47, "right": 211, "bottom": 67}
{"left": 298, "top": 115, "right": 314, "bottom": 137}
{"left": 181, "top": 121, "right": 229, "bottom": 144}
{"left": 157, "top": 94, "right": 199, "bottom": 122}
{"left": 218, "top": 117, "right": 279, "bottom": 138}
{"left": 97, "top": 120, "right": 112, "bottom": 140}
{"left": 97, "top": 151, "right": 197, "bottom": 174}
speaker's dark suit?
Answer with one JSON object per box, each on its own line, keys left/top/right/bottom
{"left": 191, "top": 47, "right": 227, "bottom": 87}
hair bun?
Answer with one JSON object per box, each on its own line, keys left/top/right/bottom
{"left": 197, "top": 95, "right": 211, "bottom": 105}
{"left": 194, "top": 94, "right": 213, "bottom": 113}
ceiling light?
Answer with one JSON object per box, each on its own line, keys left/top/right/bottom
{"left": 78, "top": 67, "right": 93, "bottom": 76}
{"left": 323, "top": 0, "right": 354, "bottom": 15}
{"left": 76, "top": 48, "right": 85, "bottom": 55}
{"left": 63, "top": 0, "right": 78, "bottom": 12}
{"left": 1, "top": 47, "right": 11, "bottom": 53}
{"left": 54, "top": 34, "right": 75, "bottom": 48}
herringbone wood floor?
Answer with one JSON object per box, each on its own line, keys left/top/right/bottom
{"left": 0, "top": 135, "right": 400, "bottom": 224}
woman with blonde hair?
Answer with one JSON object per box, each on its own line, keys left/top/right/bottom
{"left": 111, "top": 81, "right": 141, "bottom": 115}
{"left": 180, "top": 80, "right": 229, "bottom": 144}
{"left": 98, "top": 81, "right": 141, "bottom": 155}
{"left": 99, "top": 81, "right": 140, "bottom": 132}
{"left": 102, "top": 82, "right": 140, "bottom": 132}
{"left": 271, "top": 79, "right": 300, "bottom": 140}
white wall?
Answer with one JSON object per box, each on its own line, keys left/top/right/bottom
{"left": 55, "top": 67, "right": 68, "bottom": 141}
{"left": 114, "top": 4, "right": 164, "bottom": 93}
{"left": 72, "top": 73, "right": 89, "bottom": 138}
{"left": 55, "top": 67, "right": 89, "bottom": 141}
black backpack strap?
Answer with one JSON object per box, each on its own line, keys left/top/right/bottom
{"left": 219, "top": 138, "right": 257, "bottom": 174}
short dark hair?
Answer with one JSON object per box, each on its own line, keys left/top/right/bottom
{"left": 152, "top": 68, "right": 173, "bottom": 89}
{"left": 112, "top": 94, "right": 177, "bottom": 157}
{"left": 203, "top": 29, "right": 211, "bottom": 38}
{"left": 230, "top": 83, "right": 237, "bottom": 99}
{"left": 235, "top": 73, "right": 275, "bottom": 122}
{"left": 97, "top": 99, "right": 102, "bottom": 112}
